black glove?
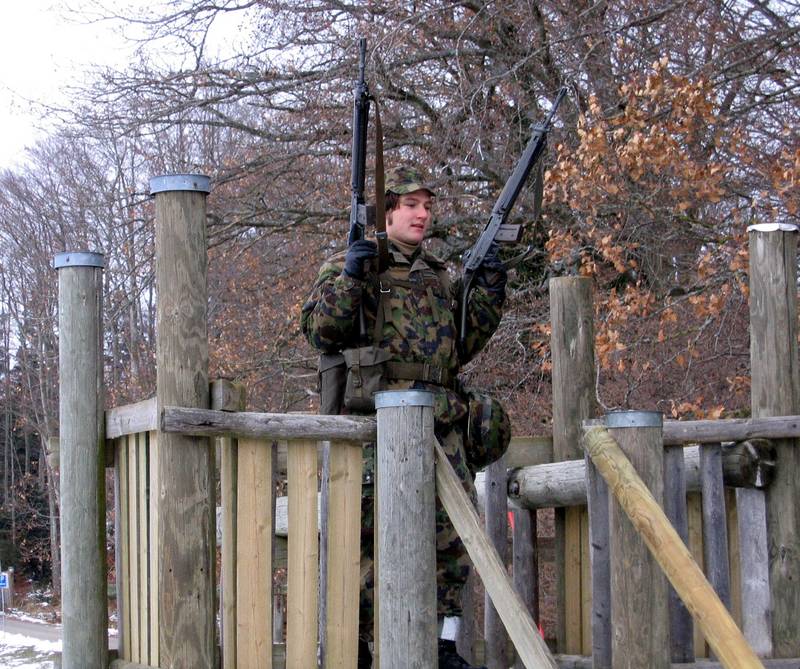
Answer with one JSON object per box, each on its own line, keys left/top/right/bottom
{"left": 343, "top": 239, "right": 378, "bottom": 280}
{"left": 475, "top": 242, "right": 507, "bottom": 293}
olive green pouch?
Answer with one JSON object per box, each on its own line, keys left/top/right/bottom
{"left": 343, "top": 346, "right": 392, "bottom": 412}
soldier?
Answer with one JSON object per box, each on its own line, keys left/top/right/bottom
{"left": 301, "top": 164, "right": 510, "bottom": 669}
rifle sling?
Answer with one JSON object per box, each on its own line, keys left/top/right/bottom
{"left": 373, "top": 98, "right": 389, "bottom": 274}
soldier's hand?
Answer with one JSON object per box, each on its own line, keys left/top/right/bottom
{"left": 475, "top": 242, "right": 507, "bottom": 293}
{"left": 343, "top": 239, "right": 378, "bottom": 280}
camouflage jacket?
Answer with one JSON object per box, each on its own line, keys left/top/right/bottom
{"left": 301, "top": 241, "right": 505, "bottom": 428}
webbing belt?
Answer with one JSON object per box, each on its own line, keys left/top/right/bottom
{"left": 384, "top": 361, "right": 456, "bottom": 390}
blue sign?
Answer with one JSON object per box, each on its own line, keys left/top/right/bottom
{"left": 0, "top": 572, "right": 7, "bottom": 589}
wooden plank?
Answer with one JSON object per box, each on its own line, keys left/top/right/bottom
{"left": 118, "top": 438, "right": 131, "bottom": 661}
{"left": 512, "top": 507, "right": 539, "bottom": 669}
{"left": 688, "top": 491, "right": 707, "bottom": 658}
{"left": 324, "top": 441, "right": 362, "bottom": 669}
{"left": 585, "top": 427, "right": 765, "bottom": 669}
{"left": 735, "top": 488, "right": 772, "bottom": 656}
{"left": 700, "top": 444, "right": 732, "bottom": 614}
{"left": 564, "top": 506, "right": 583, "bottom": 655}
{"left": 220, "top": 433, "right": 238, "bottom": 669}
{"left": 287, "top": 439, "right": 318, "bottom": 669}
{"left": 138, "top": 433, "right": 149, "bottom": 662}
{"left": 549, "top": 657, "right": 800, "bottom": 669}
{"left": 162, "top": 406, "right": 376, "bottom": 443}
{"left": 662, "top": 415, "right": 800, "bottom": 445}
{"left": 664, "top": 445, "right": 694, "bottom": 663}
{"left": 485, "top": 456, "right": 512, "bottom": 668}
{"left": 584, "top": 454, "right": 611, "bottom": 669}
{"left": 106, "top": 398, "right": 158, "bottom": 440}
{"left": 726, "top": 489, "right": 742, "bottom": 629}
{"left": 147, "top": 432, "right": 159, "bottom": 667}
{"left": 580, "top": 507, "right": 591, "bottom": 656}
{"left": 127, "top": 434, "right": 140, "bottom": 663}
{"left": 434, "top": 438, "right": 558, "bottom": 669}
{"left": 236, "top": 438, "right": 273, "bottom": 669}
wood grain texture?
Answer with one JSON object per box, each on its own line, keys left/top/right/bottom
{"left": 584, "top": 427, "right": 765, "bottom": 669}
{"left": 287, "top": 439, "right": 318, "bottom": 669}
{"left": 147, "top": 432, "right": 159, "bottom": 667}
{"left": 220, "top": 434, "right": 238, "bottom": 669}
{"left": 485, "top": 456, "right": 512, "bottom": 669}
{"left": 154, "top": 186, "right": 216, "bottom": 669}
{"left": 435, "top": 438, "right": 558, "bottom": 669}
{"left": 162, "top": 405, "right": 376, "bottom": 442}
{"left": 106, "top": 398, "right": 157, "bottom": 440}
{"left": 749, "top": 229, "right": 799, "bottom": 658}
{"left": 57, "top": 263, "right": 107, "bottom": 669}
{"left": 236, "top": 438, "right": 273, "bottom": 669}
{"left": 584, "top": 454, "right": 610, "bottom": 669}
{"left": 512, "top": 507, "right": 539, "bottom": 669}
{"left": 376, "top": 401, "right": 438, "bottom": 669}
{"left": 700, "top": 444, "right": 732, "bottom": 615}
{"left": 118, "top": 440, "right": 131, "bottom": 661}
{"left": 663, "top": 445, "right": 693, "bottom": 663}
{"left": 324, "top": 441, "right": 362, "bottom": 669}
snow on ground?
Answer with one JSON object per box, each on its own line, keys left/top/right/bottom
{"left": 0, "top": 628, "right": 60, "bottom": 668}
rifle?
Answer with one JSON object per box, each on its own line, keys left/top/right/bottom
{"left": 458, "top": 87, "right": 567, "bottom": 352}
{"left": 348, "top": 38, "right": 373, "bottom": 246}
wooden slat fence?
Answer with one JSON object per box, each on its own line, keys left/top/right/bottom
{"left": 109, "top": 403, "right": 364, "bottom": 669}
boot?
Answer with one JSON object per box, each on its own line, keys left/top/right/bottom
{"left": 357, "top": 639, "right": 372, "bottom": 669}
{"left": 437, "top": 638, "right": 487, "bottom": 669}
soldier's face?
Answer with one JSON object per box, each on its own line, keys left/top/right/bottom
{"left": 386, "top": 190, "right": 433, "bottom": 246}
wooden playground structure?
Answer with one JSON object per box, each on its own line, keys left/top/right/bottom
{"left": 56, "top": 175, "right": 799, "bottom": 668}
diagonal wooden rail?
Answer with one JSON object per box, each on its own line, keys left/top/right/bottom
{"left": 434, "top": 438, "right": 558, "bottom": 669}
{"left": 583, "top": 426, "right": 764, "bottom": 669}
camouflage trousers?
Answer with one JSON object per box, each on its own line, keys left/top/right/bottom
{"left": 358, "top": 426, "right": 477, "bottom": 642}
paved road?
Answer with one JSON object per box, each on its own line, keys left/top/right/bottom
{"left": 0, "top": 615, "right": 62, "bottom": 642}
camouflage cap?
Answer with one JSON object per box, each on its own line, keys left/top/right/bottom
{"left": 385, "top": 164, "right": 436, "bottom": 196}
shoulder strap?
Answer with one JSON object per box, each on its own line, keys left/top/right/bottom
{"left": 372, "top": 98, "right": 389, "bottom": 274}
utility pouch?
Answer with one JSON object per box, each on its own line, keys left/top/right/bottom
{"left": 318, "top": 353, "right": 346, "bottom": 416}
{"left": 343, "top": 346, "right": 392, "bottom": 412}
{"left": 464, "top": 389, "right": 511, "bottom": 472}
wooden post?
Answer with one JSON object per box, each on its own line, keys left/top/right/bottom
{"left": 749, "top": 223, "right": 800, "bottom": 658}
{"left": 151, "top": 174, "right": 216, "bottom": 669}
{"left": 606, "top": 411, "right": 670, "bottom": 669}
{"left": 584, "top": 426, "right": 765, "bottom": 669}
{"left": 550, "top": 277, "right": 600, "bottom": 656}
{"left": 375, "top": 390, "right": 437, "bottom": 668}
{"left": 701, "top": 443, "right": 732, "bottom": 611}
{"left": 56, "top": 251, "right": 107, "bottom": 669}
{"left": 485, "top": 456, "right": 512, "bottom": 669}
{"left": 663, "top": 444, "right": 694, "bottom": 662}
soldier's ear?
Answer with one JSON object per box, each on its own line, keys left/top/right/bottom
{"left": 386, "top": 209, "right": 394, "bottom": 226}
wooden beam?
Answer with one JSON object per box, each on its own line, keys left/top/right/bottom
{"left": 162, "top": 405, "right": 376, "bottom": 442}
{"left": 106, "top": 398, "right": 157, "bottom": 440}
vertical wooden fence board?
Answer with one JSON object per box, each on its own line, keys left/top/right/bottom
{"left": 127, "top": 433, "right": 140, "bottom": 662}
{"left": 236, "top": 438, "right": 273, "bottom": 669}
{"left": 687, "top": 491, "right": 707, "bottom": 658}
{"left": 118, "top": 438, "right": 131, "bottom": 661}
{"left": 664, "top": 444, "right": 694, "bottom": 663}
{"left": 700, "top": 443, "right": 732, "bottom": 614}
{"left": 485, "top": 456, "right": 512, "bottom": 669}
{"left": 726, "top": 488, "right": 743, "bottom": 628}
{"left": 324, "top": 440, "right": 362, "bottom": 669}
{"left": 287, "top": 439, "right": 318, "bottom": 669}
{"left": 512, "top": 507, "right": 538, "bottom": 669}
{"left": 580, "top": 507, "right": 592, "bottom": 655}
{"left": 138, "top": 432, "right": 150, "bottom": 662}
{"left": 148, "top": 431, "right": 159, "bottom": 667}
{"left": 585, "top": 453, "right": 611, "bottom": 669}
{"left": 220, "top": 434, "right": 238, "bottom": 669}
{"left": 564, "top": 505, "right": 583, "bottom": 654}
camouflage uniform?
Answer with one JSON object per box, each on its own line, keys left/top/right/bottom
{"left": 301, "top": 166, "right": 507, "bottom": 639}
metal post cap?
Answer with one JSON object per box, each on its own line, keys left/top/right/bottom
{"left": 374, "top": 390, "right": 435, "bottom": 409}
{"left": 149, "top": 174, "right": 211, "bottom": 195}
{"left": 53, "top": 251, "right": 105, "bottom": 269}
{"left": 605, "top": 410, "right": 663, "bottom": 429}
